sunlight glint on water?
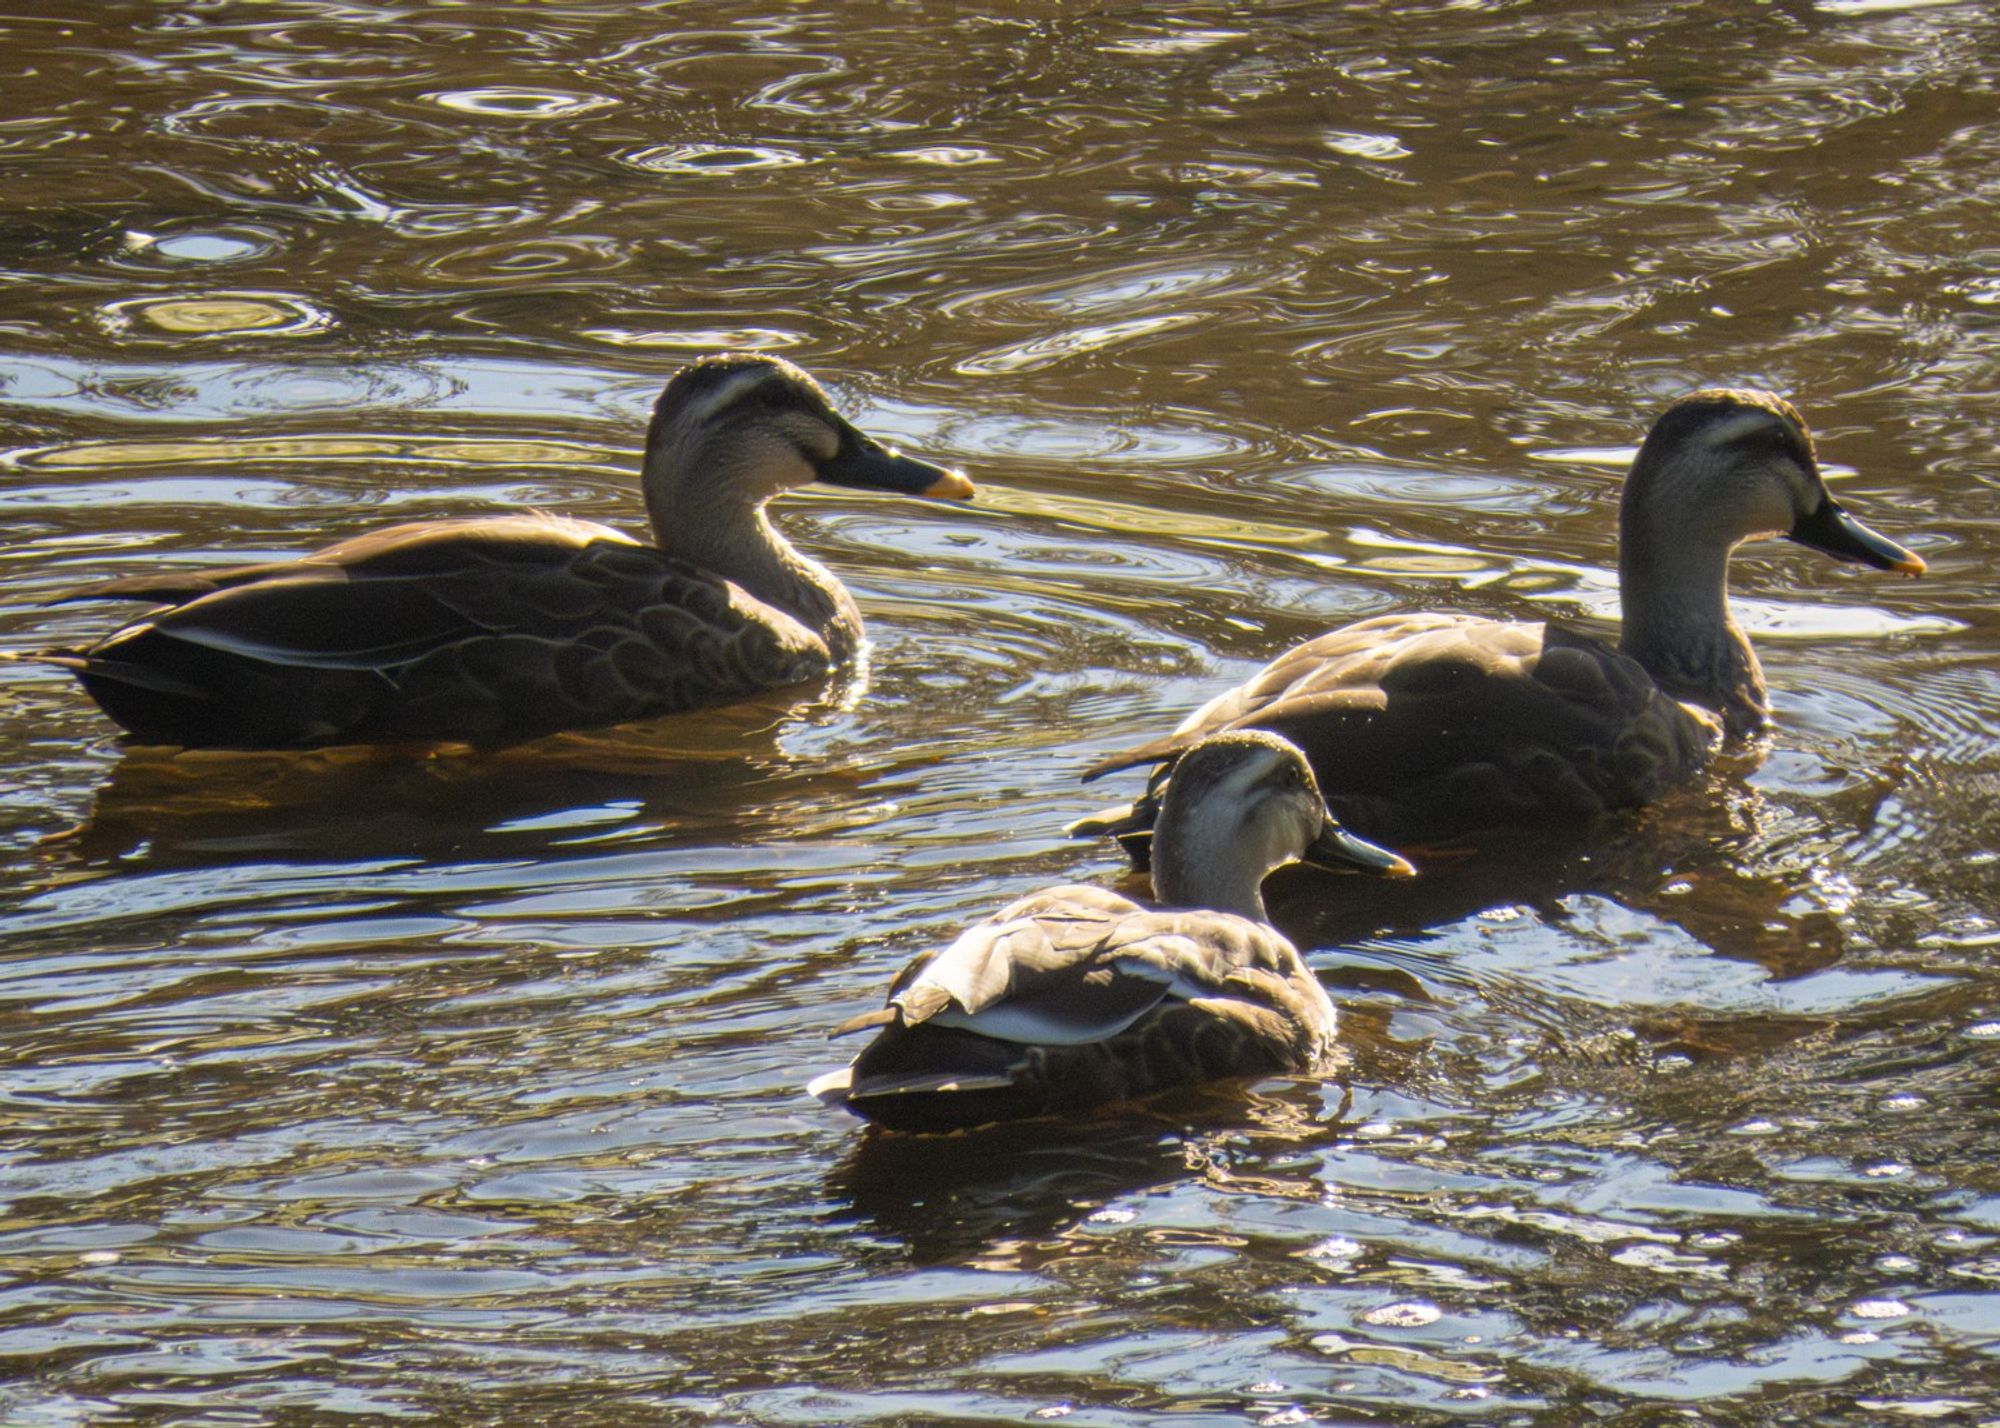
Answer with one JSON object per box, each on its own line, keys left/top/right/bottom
{"left": 0, "top": 2, "right": 1995, "bottom": 1424}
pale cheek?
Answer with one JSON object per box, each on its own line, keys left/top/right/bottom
{"left": 780, "top": 415, "right": 841, "bottom": 466}
{"left": 1735, "top": 467, "right": 1803, "bottom": 540}
{"left": 740, "top": 436, "right": 818, "bottom": 495}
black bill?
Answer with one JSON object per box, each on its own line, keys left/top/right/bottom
{"left": 1788, "top": 497, "right": 1924, "bottom": 575}
{"left": 817, "top": 422, "right": 974, "bottom": 500}
{"left": 1302, "top": 820, "right": 1416, "bottom": 879}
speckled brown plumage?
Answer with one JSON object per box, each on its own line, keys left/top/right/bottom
{"left": 44, "top": 355, "right": 971, "bottom": 749}
{"left": 1076, "top": 389, "right": 1923, "bottom": 857}
{"left": 812, "top": 733, "right": 1411, "bottom": 1134}
{"left": 814, "top": 886, "right": 1337, "bottom": 1134}
{"left": 55, "top": 516, "right": 828, "bottom": 747}
{"left": 1083, "top": 613, "right": 1718, "bottom": 848}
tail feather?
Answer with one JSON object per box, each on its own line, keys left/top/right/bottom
{"left": 805, "top": 1067, "right": 854, "bottom": 1103}
{"left": 830, "top": 1005, "right": 898, "bottom": 1037}
{"left": 807, "top": 1061, "right": 1023, "bottom": 1113}
{"left": 1080, "top": 743, "right": 1177, "bottom": 782}
{"left": 48, "top": 574, "right": 230, "bottom": 606}
{"left": 810, "top": 1067, "right": 1044, "bottom": 1133}
{"left": 44, "top": 650, "right": 214, "bottom": 700}
{"left": 1065, "top": 799, "right": 1158, "bottom": 873}
{"left": 1064, "top": 800, "right": 1146, "bottom": 840}
{"left": 809, "top": 1021, "right": 1046, "bottom": 1132}
{"left": 848, "top": 1071, "right": 1021, "bottom": 1100}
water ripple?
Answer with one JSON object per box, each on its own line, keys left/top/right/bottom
{"left": 0, "top": 0, "right": 1996, "bottom": 1421}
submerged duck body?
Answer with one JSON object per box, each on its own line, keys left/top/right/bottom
{"left": 811, "top": 731, "right": 1413, "bottom": 1134}
{"left": 47, "top": 354, "right": 973, "bottom": 749}
{"left": 1078, "top": 389, "right": 1925, "bottom": 851}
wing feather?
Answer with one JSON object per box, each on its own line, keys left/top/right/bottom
{"left": 1082, "top": 612, "right": 1717, "bottom": 843}
{"left": 54, "top": 518, "right": 837, "bottom": 747}
{"left": 816, "top": 894, "right": 1339, "bottom": 1131}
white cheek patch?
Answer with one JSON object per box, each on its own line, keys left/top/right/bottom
{"left": 1213, "top": 749, "right": 1281, "bottom": 810}
{"left": 1695, "top": 409, "right": 1817, "bottom": 515}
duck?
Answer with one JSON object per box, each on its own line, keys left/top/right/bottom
{"left": 1073, "top": 388, "right": 1926, "bottom": 856}
{"left": 42, "top": 353, "right": 974, "bottom": 749}
{"left": 809, "top": 730, "right": 1415, "bottom": 1134}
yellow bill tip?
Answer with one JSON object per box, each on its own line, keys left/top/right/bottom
{"left": 923, "top": 469, "right": 975, "bottom": 500}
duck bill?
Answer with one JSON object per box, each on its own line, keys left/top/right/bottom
{"left": 1302, "top": 821, "right": 1416, "bottom": 879}
{"left": 816, "top": 426, "right": 974, "bottom": 500}
{"left": 1787, "top": 497, "right": 1924, "bottom": 575}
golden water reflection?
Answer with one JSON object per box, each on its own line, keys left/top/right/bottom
{"left": 0, "top": 1, "right": 1996, "bottom": 1423}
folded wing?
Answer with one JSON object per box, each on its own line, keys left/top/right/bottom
{"left": 49, "top": 515, "right": 830, "bottom": 747}
{"left": 814, "top": 886, "right": 1338, "bottom": 1131}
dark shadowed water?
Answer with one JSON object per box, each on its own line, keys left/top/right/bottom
{"left": 0, "top": 2, "right": 1996, "bottom": 1423}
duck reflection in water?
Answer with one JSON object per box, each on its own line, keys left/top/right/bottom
{"left": 35, "top": 681, "right": 875, "bottom": 870}
{"left": 826, "top": 1079, "right": 1351, "bottom": 1266}
{"left": 811, "top": 732, "right": 1413, "bottom": 1134}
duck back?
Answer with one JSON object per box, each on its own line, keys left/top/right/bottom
{"left": 1085, "top": 613, "right": 1717, "bottom": 846}
{"left": 52, "top": 516, "right": 828, "bottom": 748}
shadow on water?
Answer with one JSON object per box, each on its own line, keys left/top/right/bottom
{"left": 30, "top": 682, "right": 870, "bottom": 870}
{"left": 1269, "top": 772, "right": 1850, "bottom": 982}
{"left": 825, "top": 1081, "right": 1347, "bottom": 1265}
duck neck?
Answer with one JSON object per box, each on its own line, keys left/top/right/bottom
{"left": 1617, "top": 506, "right": 1769, "bottom": 734}
{"left": 1151, "top": 820, "right": 1276, "bottom": 922}
{"left": 645, "top": 468, "right": 862, "bottom": 660}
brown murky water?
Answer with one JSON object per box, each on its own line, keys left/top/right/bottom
{"left": 1, "top": 2, "right": 1997, "bottom": 1423}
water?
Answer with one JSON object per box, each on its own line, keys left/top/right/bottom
{"left": 1, "top": 2, "right": 1996, "bottom": 1422}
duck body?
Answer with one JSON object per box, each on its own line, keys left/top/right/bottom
{"left": 1089, "top": 612, "right": 1718, "bottom": 849}
{"left": 812, "top": 731, "right": 1413, "bottom": 1134}
{"left": 1077, "top": 389, "right": 1924, "bottom": 855}
{"left": 56, "top": 514, "right": 829, "bottom": 748}
{"left": 46, "top": 354, "right": 972, "bottom": 749}
{"left": 810, "top": 884, "right": 1339, "bottom": 1133}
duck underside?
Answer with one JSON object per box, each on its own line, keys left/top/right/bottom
{"left": 818, "top": 1007, "right": 1311, "bottom": 1135}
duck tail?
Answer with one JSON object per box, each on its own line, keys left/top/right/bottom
{"left": 807, "top": 1021, "right": 1048, "bottom": 1133}
{"left": 45, "top": 573, "right": 232, "bottom": 606}
{"left": 1064, "top": 799, "right": 1141, "bottom": 839}
{"left": 1064, "top": 799, "right": 1157, "bottom": 873}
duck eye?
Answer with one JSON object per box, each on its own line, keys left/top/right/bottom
{"left": 771, "top": 410, "right": 841, "bottom": 465}
{"left": 1719, "top": 419, "right": 1808, "bottom": 468}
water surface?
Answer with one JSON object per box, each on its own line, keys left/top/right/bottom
{"left": 1, "top": 2, "right": 1997, "bottom": 1423}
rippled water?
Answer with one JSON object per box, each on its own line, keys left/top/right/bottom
{"left": 1, "top": 2, "right": 1997, "bottom": 1423}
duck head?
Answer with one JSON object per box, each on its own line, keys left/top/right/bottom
{"left": 1152, "top": 730, "right": 1413, "bottom": 921}
{"left": 1623, "top": 388, "right": 1923, "bottom": 576}
{"left": 642, "top": 353, "right": 973, "bottom": 519}
{"left": 1617, "top": 387, "right": 1925, "bottom": 734}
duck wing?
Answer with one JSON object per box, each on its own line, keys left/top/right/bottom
{"left": 814, "top": 890, "right": 1337, "bottom": 1131}
{"left": 1082, "top": 612, "right": 1716, "bottom": 844}
{"left": 50, "top": 515, "right": 831, "bottom": 748}
{"left": 51, "top": 514, "right": 631, "bottom": 606}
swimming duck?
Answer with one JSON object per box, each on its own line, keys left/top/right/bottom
{"left": 809, "top": 730, "right": 1414, "bottom": 1133}
{"left": 45, "top": 354, "right": 973, "bottom": 749}
{"left": 1074, "top": 389, "right": 1925, "bottom": 854}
